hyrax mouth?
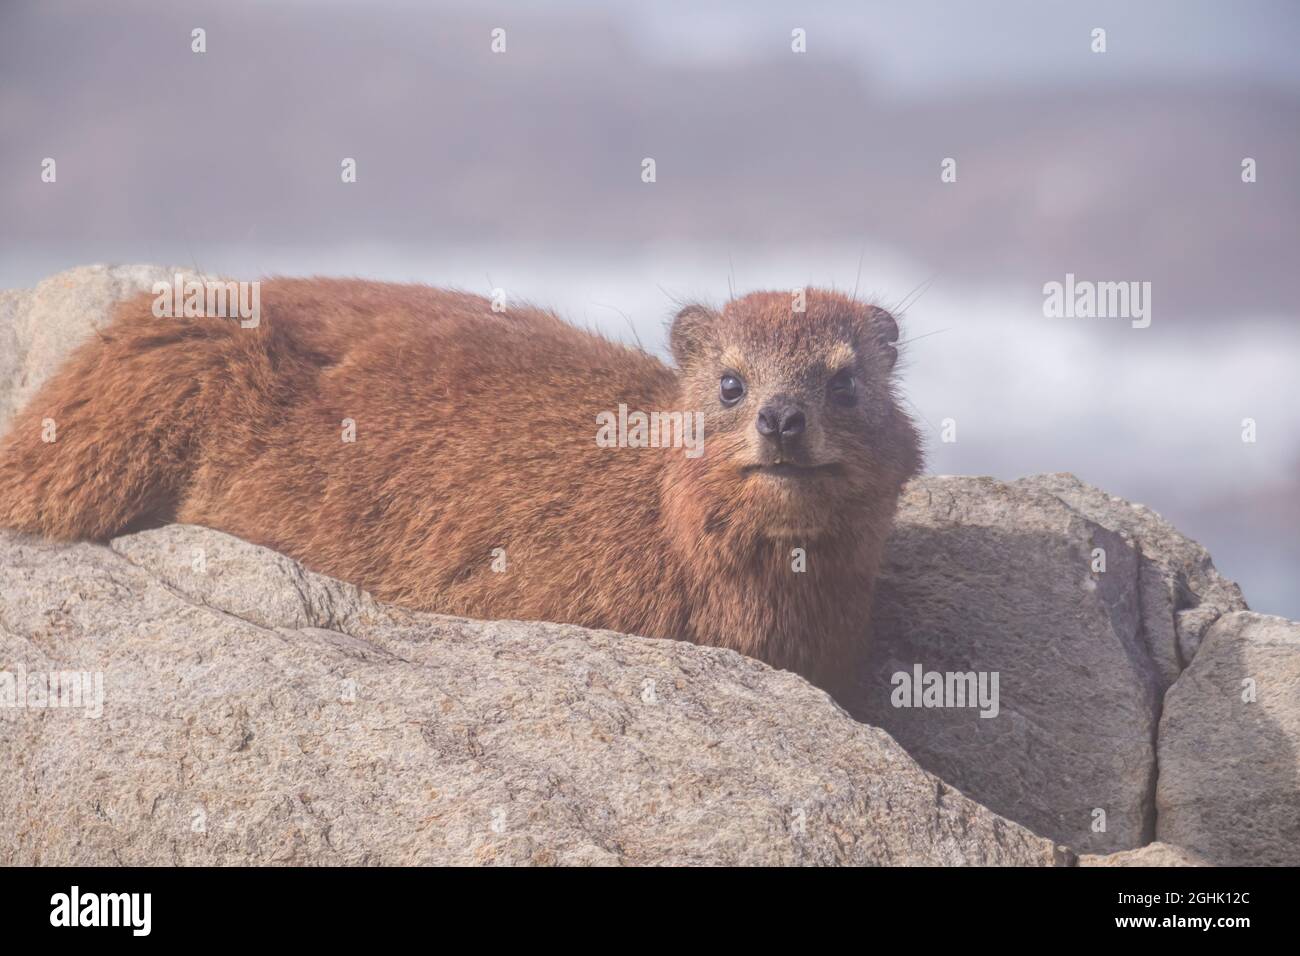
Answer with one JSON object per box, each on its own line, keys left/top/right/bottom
{"left": 741, "top": 462, "right": 844, "bottom": 479}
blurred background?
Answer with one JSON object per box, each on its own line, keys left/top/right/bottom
{"left": 2, "top": 0, "right": 1297, "bottom": 616}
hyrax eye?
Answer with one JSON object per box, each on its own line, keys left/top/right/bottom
{"left": 828, "top": 369, "right": 857, "bottom": 405}
{"left": 719, "top": 374, "right": 745, "bottom": 406}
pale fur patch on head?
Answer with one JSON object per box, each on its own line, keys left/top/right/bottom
{"left": 718, "top": 345, "right": 748, "bottom": 373}
{"left": 824, "top": 341, "right": 856, "bottom": 371}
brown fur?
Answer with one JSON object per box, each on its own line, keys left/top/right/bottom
{"left": 0, "top": 280, "right": 921, "bottom": 696}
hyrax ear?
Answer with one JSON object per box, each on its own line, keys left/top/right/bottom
{"left": 670, "top": 304, "right": 718, "bottom": 367}
{"left": 859, "top": 305, "right": 900, "bottom": 370}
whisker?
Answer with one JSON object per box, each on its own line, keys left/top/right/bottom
{"left": 901, "top": 395, "right": 939, "bottom": 434}
{"left": 892, "top": 274, "right": 939, "bottom": 316}
{"left": 897, "top": 327, "right": 951, "bottom": 347}
{"left": 588, "top": 298, "right": 644, "bottom": 352}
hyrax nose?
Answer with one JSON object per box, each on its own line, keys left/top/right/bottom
{"left": 756, "top": 401, "right": 806, "bottom": 442}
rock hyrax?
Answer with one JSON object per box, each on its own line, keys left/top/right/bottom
{"left": 0, "top": 280, "right": 922, "bottom": 697}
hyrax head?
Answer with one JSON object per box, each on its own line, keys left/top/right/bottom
{"left": 668, "top": 289, "right": 912, "bottom": 538}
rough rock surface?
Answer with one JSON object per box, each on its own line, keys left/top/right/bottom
{"left": 0, "top": 525, "right": 1067, "bottom": 866}
{"left": 1030, "top": 474, "right": 1248, "bottom": 674}
{"left": 857, "top": 474, "right": 1247, "bottom": 855}
{"left": 1078, "top": 842, "right": 1208, "bottom": 867}
{"left": 1156, "top": 612, "right": 1300, "bottom": 866}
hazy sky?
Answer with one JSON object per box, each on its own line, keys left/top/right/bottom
{"left": 606, "top": 0, "right": 1300, "bottom": 93}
